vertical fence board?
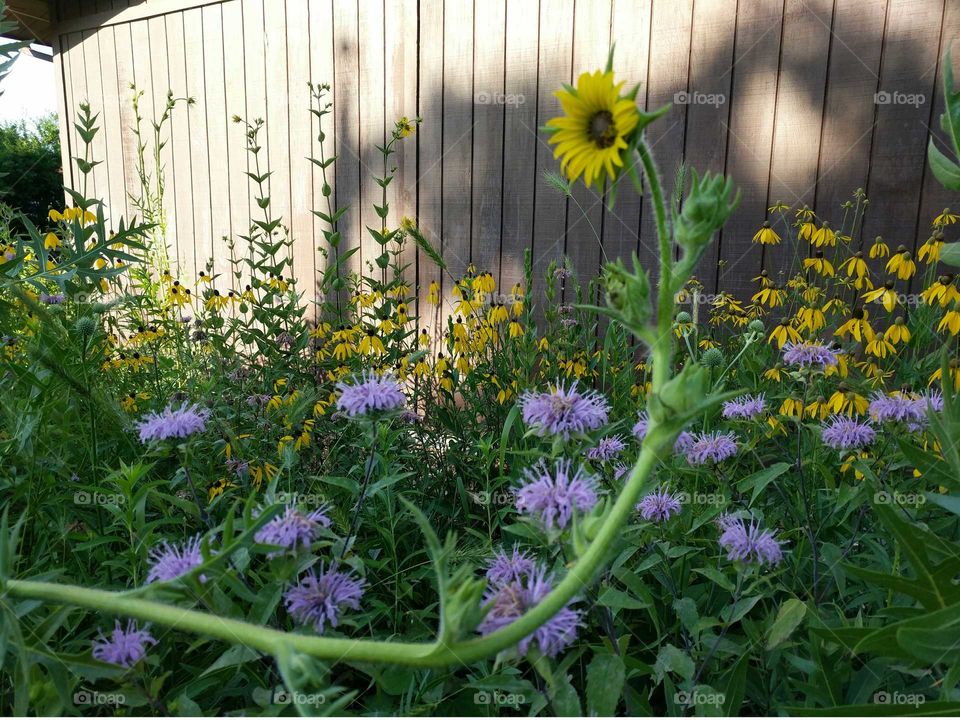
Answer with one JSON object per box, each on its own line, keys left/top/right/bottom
{"left": 309, "top": 0, "right": 336, "bottom": 290}
{"left": 332, "top": 0, "right": 362, "bottom": 282}
{"left": 222, "top": 0, "right": 247, "bottom": 293}
{"left": 164, "top": 12, "right": 195, "bottom": 280}
{"left": 358, "top": 0, "right": 385, "bottom": 282}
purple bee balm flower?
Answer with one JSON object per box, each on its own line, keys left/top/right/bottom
{"left": 587, "top": 435, "right": 626, "bottom": 461}
{"left": 336, "top": 370, "right": 406, "bottom": 417}
{"left": 636, "top": 488, "right": 683, "bottom": 522}
{"left": 515, "top": 459, "right": 598, "bottom": 531}
{"left": 255, "top": 505, "right": 331, "bottom": 556}
{"left": 613, "top": 462, "right": 629, "bottom": 482}
{"left": 91, "top": 620, "right": 157, "bottom": 668}
{"left": 486, "top": 546, "right": 536, "bottom": 588}
{"left": 478, "top": 565, "right": 581, "bottom": 657}
{"left": 685, "top": 431, "right": 738, "bottom": 466}
{"left": 146, "top": 535, "right": 207, "bottom": 583}
{"left": 39, "top": 292, "right": 66, "bottom": 305}
{"left": 719, "top": 517, "right": 784, "bottom": 566}
{"left": 782, "top": 341, "right": 838, "bottom": 368}
{"left": 821, "top": 415, "right": 876, "bottom": 450}
{"left": 284, "top": 564, "right": 365, "bottom": 634}
{"left": 136, "top": 401, "right": 209, "bottom": 443}
{"left": 673, "top": 431, "right": 695, "bottom": 454}
{"left": 519, "top": 381, "right": 609, "bottom": 440}
{"left": 722, "top": 393, "right": 766, "bottom": 420}
{"left": 632, "top": 410, "right": 650, "bottom": 441}
{"left": 868, "top": 392, "right": 923, "bottom": 424}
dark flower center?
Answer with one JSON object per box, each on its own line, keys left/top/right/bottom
{"left": 588, "top": 110, "right": 617, "bottom": 149}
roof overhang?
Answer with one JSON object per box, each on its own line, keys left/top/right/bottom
{"left": 5, "top": 0, "right": 52, "bottom": 44}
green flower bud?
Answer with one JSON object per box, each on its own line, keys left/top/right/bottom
{"left": 602, "top": 255, "right": 652, "bottom": 335}
{"left": 747, "top": 319, "right": 765, "bottom": 334}
{"left": 675, "top": 311, "right": 692, "bottom": 324}
{"left": 673, "top": 170, "right": 739, "bottom": 286}
{"left": 74, "top": 316, "right": 97, "bottom": 340}
{"left": 701, "top": 347, "right": 724, "bottom": 368}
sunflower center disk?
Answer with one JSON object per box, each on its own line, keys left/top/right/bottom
{"left": 588, "top": 110, "right": 617, "bottom": 149}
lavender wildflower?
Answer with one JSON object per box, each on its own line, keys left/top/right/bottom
{"left": 284, "top": 564, "right": 365, "bottom": 634}
{"left": 255, "top": 505, "right": 331, "bottom": 556}
{"left": 673, "top": 431, "right": 696, "bottom": 454}
{"left": 613, "top": 462, "right": 629, "bottom": 482}
{"left": 868, "top": 392, "right": 921, "bottom": 424}
{"left": 636, "top": 488, "right": 683, "bottom": 522}
{"left": 722, "top": 393, "right": 766, "bottom": 420}
{"left": 519, "top": 381, "right": 609, "bottom": 440}
{"left": 91, "top": 620, "right": 157, "bottom": 668}
{"left": 478, "top": 566, "right": 581, "bottom": 657}
{"left": 821, "top": 415, "right": 876, "bottom": 450}
{"left": 718, "top": 517, "right": 784, "bottom": 566}
{"left": 634, "top": 411, "right": 695, "bottom": 454}
{"left": 587, "top": 435, "right": 626, "bottom": 461}
{"left": 39, "top": 292, "right": 65, "bottom": 305}
{"left": 336, "top": 371, "right": 406, "bottom": 417}
{"left": 685, "top": 431, "right": 738, "bottom": 466}
{"left": 136, "top": 401, "right": 209, "bottom": 443}
{"left": 486, "top": 546, "right": 536, "bottom": 588}
{"left": 146, "top": 535, "right": 206, "bottom": 583}
{"left": 632, "top": 411, "right": 650, "bottom": 441}
{"left": 515, "top": 459, "right": 598, "bottom": 530}
{"left": 782, "top": 341, "right": 838, "bottom": 368}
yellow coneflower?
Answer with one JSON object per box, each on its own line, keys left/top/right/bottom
{"left": 811, "top": 222, "right": 836, "bottom": 248}
{"left": 923, "top": 275, "right": 960, "bottom": 307}
{"left": 805, "top": 396, "right": 830, "bottom": 420}
{"left": 752, "top": 270, "right": 774, "bottom": 289}
{"left": 862, "top": 281, "right": 899, "bottom": 313}
{"left": 764, "top": 364, "right": 785, "bottom": 382}
{"left": 358, "top": 328, "right": 385, "bottom": 355}
{"left": 197, "top": 270, "right": 212, "bottom": 284}
{"left": 511, "top": 284, "right": 525, "bottom": 316}
{"left": 835, "top": 307, "right": 874, "bottom": 343}
{"left": 929, "top": 359, "right": 960, "bottom": 391}
{"left": 768, "top": 319, "right": 801, "bottom": 348}
{"left": 795, "top": 205, "right": 815, "bottom": 222}
{"left": 249, "top": 461, "right": 278, "bottom": 491}
{"left": 752, "top": 285, "right": 786, "bottom": 309}
{"left": 839, "top": 252, "right": 872, "bottom": 290}
{"left": 205, "top": 290, "right": 229, "bottom": 312}
{"left": 418, "top": 329, "right": 431, "bottom": 347}
{"left": 752, "top": 221, "right": 781, "bottom": 245}
{"left": 827, "top": 385, "right": 868, "bottom": 416}
{"left": 208, "top": 477, "right": 237, "bottom": 502}
{"left": 939, "top": 309, "right": 960, "bottom": 336}
{"left": 796, "top": 306, "right": 826, "bottom": 333}
{"left": 803, "top": 251, "right": 834, "bottom": 277}
{"left": 488, "top": 302, "right": 509, "bottom": 324}
{"left": 538, "top": 336, "right": 550, "bottom": 351}
{"left": 166, "top": 282, "right": 191, "bottom": 307}
{"left": 396, "top": 116, "right": 416, "bottom": 138}
{"left": 769, "top": 202, "right": 791, "bottom": 213}
{"left": 798, "top": 221, "right": 816, "bottom": 243}
{"left": 885, "top": 246, "right": 916, "bottom": 280}
{"left": 884, "top": 317, "right": 910, "bottom": 345}
{"left": 779, "top": 397, "right": 804, "bottom": 417}
{"left": 545, "top": 69, "right": 641, "bottom": 189}
{"left": 43, "top": 232, "right": 60, "bottom": 250}
{"left": 918, "top": 231, "right": 945, "bottom": 264}
{"left": 869, "top": 236, "right": 890, "bottom": 259}
{"left": 840, "top": 451, "right": 871, "bottom": 480}
{"left": 933, "top": 208, "right": 960, "bottom": 226}
{"left": 865, "top": 336, "right": 896, "bottom": 358}
{"left": 508, "top": 320, "right": 523, "bottom": 338}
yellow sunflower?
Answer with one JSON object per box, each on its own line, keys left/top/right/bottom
{"left": 546, "top": 70, "right": 640, "bottom": 189}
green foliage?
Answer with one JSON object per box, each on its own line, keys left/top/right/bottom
{"left": 0, "top": 116, "right": 62, "bottom": 229}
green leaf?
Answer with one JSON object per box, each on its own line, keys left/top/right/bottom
{"left": 586, "top": 652, "right": 625, "bottom": 716}
{"left": 766, "top": 598, "right": 807, "bottom": 649}
{"left": 736, "top": 462, "right": 791, "bottom": 506}
{"left": 939, "top": 242, "right": 960, "bottom": 267}
{"left": 549, "top": 674, "right": 582, "bottom": 717}
{"left": 654, "top": 644, "right": 695, "bottom": 682}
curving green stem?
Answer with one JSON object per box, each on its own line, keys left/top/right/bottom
{"left": 3, "top": 137, "right": 681, "bottom": 671}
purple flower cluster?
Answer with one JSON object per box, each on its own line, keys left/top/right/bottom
{"left": 137, "top": 401, "right": 209, "bottom": 443}
{"left": 718, "top": 516, "right": 784, "bottom": 566}
{"left": 336, "top": 371, "right": 406, "bottom": 417}
{"left": 91, "top": 620, "right": 157, "bottom": 668}
{"left": 722, "top": 394, "right": 766, "bottom": 420}
{"left": 782, "top": 341, "right": 838, "bottom": 368}
{"left": 39, "top": 292, "right": 66, "bottom": 305}
{"left": 587, "top": 435, "right": 626, "bottom": 461}
{"left": 479, "top": 564, "right": 581, "bottom": 657}
{"left": 255, "top": 505, "right": 331, "bottom": 556}
{"left": 685, "top": 431, "right": 738, "bottom": 466}
{"left": 486, "top": 546, "right": 536, "bottom": 587}
{"left": 284, "top": 564, "right": 366, "bottom": 634}
{"left": 519, "top": 381, "right": 609, "bottom": 439}
{"left": 146, "top": 535, "right": 206, "bottom": 583}
{"left": 633, "top": 411, "right": 695, "bottom": 454}
{"left": 636, "top": 488, "right": 683, "bottom": 522}
{"left": 869, "top": 391, "right": 943, "bottom": 431}
{"left": 515, "top": 460, "right": 598, "bottom": 530}
{"left": 821, "top": 415, "right": 876, "bottom": 450}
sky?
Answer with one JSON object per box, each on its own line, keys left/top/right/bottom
{"left": 0, "top": 41, "right": 57, "bottom": 125}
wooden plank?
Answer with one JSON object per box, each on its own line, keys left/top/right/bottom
{"left": 641, "top": 0, "right": 693, "bottom": 276}
{"left": 470, "top": 0, "right": 506, "bottom": 284}
{"left": 530, "top": 0, "right": 573, "bottom": 304}
{"left": 286, "top": 0, "right": 316, "bottom": 311}
{"left": 222, "top": 0, "right": 247, "bottom": 293}
{"left": 416, "top": 0, "right": 443, "bottom": 331}
{"left": 603, "top": 0, "right": 652, "bottom": 269}
{"left": 860, "top": 0, "right": 944, "bottom": 285}
{"left": 441, "top": 0, "right": 474, "bottom": 322}
{"left": 96, "top": 24, "right": 129, "bottom": 225}
{"left": 240, "top": 0, "right": 267, "bottom": 292}
{"left": 715, "top": 0, "right": 785, "bottom": 301}
{"left": 146, "top": 14, "right": 178, "bottom": 274}
{"left": 183, "top": 7, "right": 212, "bottom": 281}
{"left": 565, "top": 0, "right": 610, "bottom": 302}
{"left": 309, "top": 0, "right": 336, "bottom": 298}
{"left": 358, "top": 0, "right": 385, "bottom": 282}
{"left": 201, "top": 4, "right": 232, "bottom": 290}
{"left": 51, "top": 34, "right": 73, "bottom": 200}
{"left": 683, "top": 0, "right": 736, "bottom": 290}
{"left": 761, "top": 0, "right": 833, "bottom": 281}
{"left": 113, "top": 24, "right": 142, "bottom": 231}
{"left": 64, "top": 31, "right": 86, "bottom": 195}
{"left": 499, "top": 0, "right": 539, "bottom": 295}
{"left": 813, "top": 0, "right": 886, "bottom": 233}
{"left": 263, "top": 0, "right": 291, "bottom": 267}
{"left": 54, "top": 0, "right": 227, "bottom": 35}
{"left": 164, "top": 11, "right": 196, "bottom": 281}
{"left": 79, "top": 30, "right": 111, "bottom": 216}
{"left": 332, "top": 0, "right": 362, "bottom": 284}
{"left": 385, "top": 0, "right": 418, "bottom": 293}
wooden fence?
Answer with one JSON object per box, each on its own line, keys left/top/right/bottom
{"left": 46, "top": 0, "right": 959, "bottom": 309}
